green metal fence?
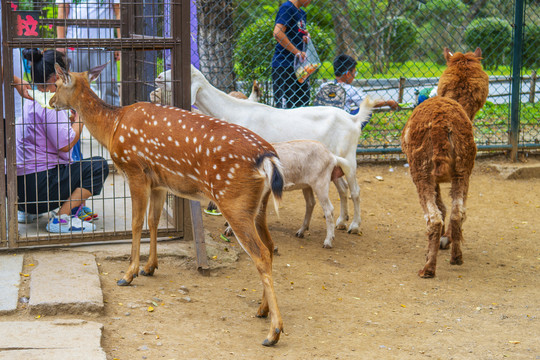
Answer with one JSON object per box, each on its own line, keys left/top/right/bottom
{"left": 194, "top": 0, "right": 539, "bottom": 158}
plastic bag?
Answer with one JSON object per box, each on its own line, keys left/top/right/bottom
{"left": 294, "top": 37, "right": 321, "bottom": 84}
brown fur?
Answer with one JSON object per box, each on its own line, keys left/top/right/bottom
{"left": 401, "top": 48, "right": 489, "bottom": 278}
{"left": 51, "top": 64, "right": 285, "bottom": 346}
{"left": 438, "top": 47, "right": 489, "bottom": 121}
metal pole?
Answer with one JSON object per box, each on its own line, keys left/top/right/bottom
{"left": 509, "top": 0, "right": 525, "bottom": 161}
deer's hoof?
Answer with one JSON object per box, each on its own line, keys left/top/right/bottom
{"left": 418, "top": 269, "right": 435, "bottom": 278}
{"left": 117, "top": 279, "right": 131, "bottom": 286}
{"left": 262, "top": 328, "right": 281, "bottom": 347}
{"left": 140, "top": 267, "right": 155, "bottom": 276}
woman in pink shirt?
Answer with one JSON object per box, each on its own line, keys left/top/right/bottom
{"left": 16, "top": 49, "right": 109, "bottom": 233}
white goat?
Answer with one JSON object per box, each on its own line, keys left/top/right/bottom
{"left": 225, "top": 140, "right": 350, "bottom": 248}
{"left": 191, "top": 65, "right": 375, "bottom": 234}
{"left": 151, "top": 69, "right": 261, "bottom": 105}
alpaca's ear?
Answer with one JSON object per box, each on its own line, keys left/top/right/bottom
{"left": 443, "top": 47, "right": 453, "bottom": 62}
{"left": 474, "top": 47, "right": 482, "bottom": 58}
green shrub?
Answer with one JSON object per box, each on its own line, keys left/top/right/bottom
{"left": 415, "top": 0, "right": 467, "bottom": 27}
{"left": 234, "top": 18, "right": 333, "bottom": 81}
{"left": 384, "top": 17, "right": 419, "bottom": 63}
{"left": 464, "top": 17, "right": 512, "bottom": 69}
{"left": 523, "top": 23, "right": 540, "bottom": 70}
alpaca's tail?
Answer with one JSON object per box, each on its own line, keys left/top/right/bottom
{"left": 431, "top": 124, "right": 453, "bottom": 180}
{"left": 353, "top": 96, "right": 377, "bottom": 130}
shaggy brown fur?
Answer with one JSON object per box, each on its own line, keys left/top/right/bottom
{"left": 401, "top": 48, "right": 489, "bottom": 278}
{"left": 438, "top": 47, "right": 489, "bottom": 121}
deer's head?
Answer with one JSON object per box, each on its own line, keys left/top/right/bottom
{"left": 50, "top": 63, "right": 108, "bottom": 111}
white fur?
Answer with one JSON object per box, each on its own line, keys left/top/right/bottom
{"left": 191, "top": 65, "right": 375, "bottom": 234}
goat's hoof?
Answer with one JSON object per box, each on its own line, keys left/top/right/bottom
{"left": 347, "top": 227, "right": 359, "bottom": 234}
{"left": 450, "top": 256, "right": 463, "bottom": 265}
{"left": 336, "top": 223, "right": 347, "bottom": 230}
{"left": 295, "top": 231, "right": 304, "bottom": 238}
{"left": 439, "top": 237, "right": 450, "bottom": 249}
{"left": 322, "top": 242, "right": 333, "bottom": 249}
{"left": 418, "top": 269, "right": 435, "bottom": 278}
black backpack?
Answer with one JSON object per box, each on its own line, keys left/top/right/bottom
{"left": 313, "top": 83, "right": 346, "bottom": 108}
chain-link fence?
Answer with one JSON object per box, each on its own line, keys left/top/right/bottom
{"left": 194, "top": 0, "right": 539, "bottom": 155}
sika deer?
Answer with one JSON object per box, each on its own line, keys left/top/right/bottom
{"left": 50, "top": 63, "right": 286, "bottom": 346}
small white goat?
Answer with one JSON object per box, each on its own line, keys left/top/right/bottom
{"left": 151, "top": 69, "right": 261, "bottom": 105}
{"left": 191, "top": 65, "right": 375, "bottom": 234}
{"left": 225, "top": 140, "right": 350, "bottom": 248}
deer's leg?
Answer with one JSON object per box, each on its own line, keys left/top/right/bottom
{"left": 141, "top": 188, "right": 167, "bottom": 276}
{"left": 222, "top": 198, "right": 283, "bottom": 347}
{"left": 296, "top": 187, "right": 316, "bottom": 238}
{"left": 313, "top": 182, "right": 335, "bottom": 249}
{"left": 333, "top": 177, "right": 349, "bottom": 230}
{"left": 448, "top": 176, "right": 470, "bottom": 266}
{"left": 414, "top": 179, "right": 443, "bottom": 278}
{"left": 254, "top": 192, "right": 273, "bottom": 319}
{"left": 118, "top": 177, "right": 150, "bottom": 286}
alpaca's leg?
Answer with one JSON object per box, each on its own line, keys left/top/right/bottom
{"left": 435, "top": 184, "right": 450, "bottom": 249}
{"left": 448, "top": 177, "right": 470, "bottom": 265}
{"left": 416, "top": 186, "right": 444, "bottom": 278}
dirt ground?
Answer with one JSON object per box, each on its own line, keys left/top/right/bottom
{"left": 10, "top": 156, "right": 540, "bottom": 359}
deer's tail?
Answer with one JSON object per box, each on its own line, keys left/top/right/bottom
{"left": 256, "top": 153, "right": 284, "bottom": 216}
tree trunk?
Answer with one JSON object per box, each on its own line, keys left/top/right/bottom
{"left": 196, "top": 0, "right": 235, "bottom": 92}
{"left": 330, "top": 0, "right": 359, "bottom": 58}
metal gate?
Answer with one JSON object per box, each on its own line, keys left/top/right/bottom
{"left": 1, "top": 0, "right": 195, "bottom": 247}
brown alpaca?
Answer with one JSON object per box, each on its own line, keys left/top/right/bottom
{"left": 438, "top": 47, "right": 489, "bottom": 120}
{"left": 401, "top": 48, "right": 489, "bottom": 278}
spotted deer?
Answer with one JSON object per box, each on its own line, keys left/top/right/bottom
{"left": 50, "top": 63, "right": 285, "bottom": 346}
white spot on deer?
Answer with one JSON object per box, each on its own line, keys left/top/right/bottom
{"left": 229, "top": 167, "right": 235, "bottom": 174}
{"left": 182, "top": 124, "right": 186, "bottom": 129}
{"left": 227, "top": 172, "right": 234, "bottom": 179}
{"left": 119, "top": 136, "right": 125, "bottom": 143}
{"left": 210, "top": 135, "right": 214, "bottom": 142}
{"left": 153, "top": 121, "right": 158, "bottom": 126}
{"left": 206, "top": 148, "right": 210, "bottom": 156}
{"left": 151, "top": 115, "right": 155, "bottom": 120}
{"left": 168, "top": 136, "right": 173, "bottom": 142}
{"left": 194, "top": 168, "right": 200, "bottom": 175}
{"left": 175, "top": 140, "right": 179, "bottom": 146}
{"left": 193, "top": 137, "right": 197, "bottom": 144}
{"left": 167, "top": 122, "right": 171, "bottom": 126}
{"left": 221, "top": 135, "right": 227, "bottom": 140}
{"left": 234, "top": 163, "right": 240, "bottom": 169}
{"left": 185, "top": 137, "right": 189, "bottom": 143}
{"left": 139, "top": 137, "right": 144, "bottom": 143}
{"left": 216, "top": 174, "right": 221, "bottom": 180}
{"left": 229, "top": 140, "right": 234, "bottom": 145}
{"left": 213, "top": 164, "right": 217, "bottom": 170}
{"left": 201, "top": 125, "right": 205, "bottom": 129}
{"left": 132, "top": 145, "right": 137, "bottom": 151}
{"left": 225, "top": 180, "right": 231, "bottom": 185}
{"left": 217, "top": 145, "right": 222, "bottom": 152}
{"left": 187, "top": 174, "right": 198, "bottom": 181}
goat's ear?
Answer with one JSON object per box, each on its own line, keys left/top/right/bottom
{"left": 473, "top": 47, "right": 482, "bottom": 58}
{"left": 88, "top": 63, "right": 109, "bottom": 82}
{"left": 443, "top": 47, "right": 453, "bottom": 62}
{"left": 55, "top": 63, "right": 71, "bottom": 84}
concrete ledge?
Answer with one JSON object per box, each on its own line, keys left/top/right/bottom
{"left": 0, "top": 319, "right": 106, "bottom": 360}
{"left": 0, "top": 254, "right": 24, "bottom": 314}
{"left": 486, "top": 163, "right": 540, "bottom": 180}
{"left": 29, "top": 252, "right": 103, "bottom": 315}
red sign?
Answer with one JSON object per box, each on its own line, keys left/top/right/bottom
{"left": 14, "top": 11, "right": 41, "bottom": 37}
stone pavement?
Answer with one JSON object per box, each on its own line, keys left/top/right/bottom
{"left": 0, "top": 235, "right": 237, "bottom": 359}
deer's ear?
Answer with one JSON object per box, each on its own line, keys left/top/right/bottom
{"left": 88, "top": 63, "right": 109, "bottom": 82}
{"left": 55, "top": 63, "right": 71, "bottom": 84}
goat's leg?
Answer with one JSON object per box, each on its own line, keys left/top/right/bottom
{"left": 296, "top": 187, "right": 316, "bottom": 238}
{"left": 333, "top": 177, "right": 349, "bottom": 230}
{"left": 141, "top": 188, "right": 167, "bottom": 276}
{"left": 222, "top": 207, "right": 283, "bottom": 346}
{"left": 345, "top": 170, "right": 361, "bottom": 234}
{"left": 416, "top": 186, "right": 444, "bottom": 278}
{"left": 313, "top": 183, "right": 335, "bottom": 249}
{"left": 448, "top": 177, "right": 469, "bottom": 265}
{"left": 118, "top": 178, "right": 150, "bottom": 286}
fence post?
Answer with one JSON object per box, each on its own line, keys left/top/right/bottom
{"left": 398, "top": 77, "right": 406, "bottom": 103}
{"left": 529, "top": 71, "right": 537, "bottom": 104}
{"left": 509, "top": 0, "right": 525, "bottom": 162}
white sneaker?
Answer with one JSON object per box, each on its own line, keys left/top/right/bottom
{"left": 46, "top": 214, "right": 95, "bottom": 233}
{"left": 18, "top": 211, "right": 38, "bottom": 223}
